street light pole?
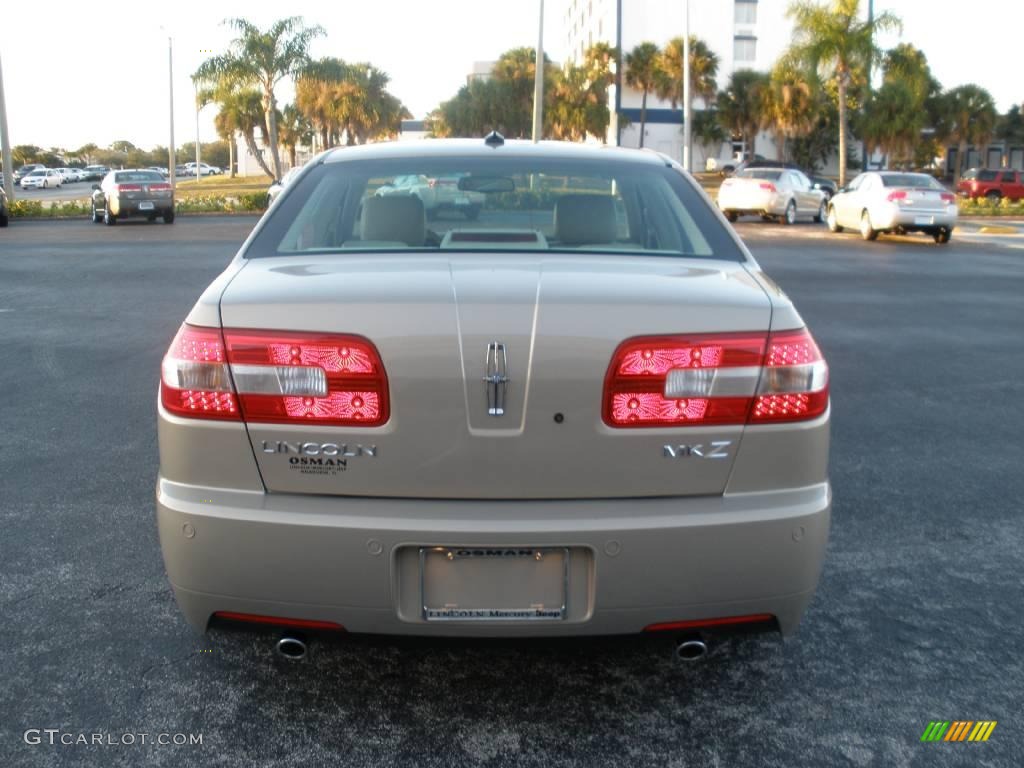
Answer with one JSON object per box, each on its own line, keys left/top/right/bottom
{"left": 682, "top": 0, "right": 691, "bottom": 171}
{"left": 166, "top": 35, "right": 176, "bottom": 192}
{"left": 195, "top": 84, "right": 201, "bottom": 183}
{"left": 0, "top": 52, "right": 16, "bottom": 201}
{"left": 531, "top": 0, "right": 545, "bottom": 143}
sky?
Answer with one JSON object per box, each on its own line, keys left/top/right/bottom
{"left": 1, "top": 0, "right": 1021, "bottom": 152}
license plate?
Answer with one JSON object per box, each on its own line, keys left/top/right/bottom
{"left": 421, "top": 546, "right": 568, "bottom": 621}
{"left": 138, "top": 201, "right": 155, "bottom": 211}
{"left": 455, "top": 195, "right": 469, "bottom": 205}
{"left": 914, "top": 215, "right": 933, "bottom": 225}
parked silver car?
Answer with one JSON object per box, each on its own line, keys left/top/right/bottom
{"left": 826, "top": 171, "right": 958, "bottom": 243}
{"left": 717, "top": 168, "right": 826, "bottom": 225}
{"left": 157, "top": 138, "right": 831, "bottom": 650}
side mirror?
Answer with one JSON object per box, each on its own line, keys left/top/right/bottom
{"left": 91, "top": 184, "right": 100, "bottom": 191}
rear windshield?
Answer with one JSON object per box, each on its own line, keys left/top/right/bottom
{"left": 245, "top": 156, "right": 744, "bottom": 261}
{"left": 881, "top": 174, "right": 943, "bottom": 189}
{"left": 115, "top": 171, "right": 164, "bottom": 183}
{"left": 736, "top": 169, "right": 782, "bottom": 180}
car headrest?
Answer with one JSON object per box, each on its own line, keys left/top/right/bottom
{"left": 553, "top": 194, "right": 618, "bottom": 245}
{"left": 361, "top": 195, "right": 426, "bottom": 246}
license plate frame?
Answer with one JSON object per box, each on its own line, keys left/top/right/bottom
{"left": 138, "top": 201, "right": 155, "bottom": 211}
{"left": 420, "top": 546, "right": 569, "bottom": 622}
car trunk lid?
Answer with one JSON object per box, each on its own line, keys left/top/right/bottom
{"left": 218, "top": 254, "right": 773, "bottom": 499}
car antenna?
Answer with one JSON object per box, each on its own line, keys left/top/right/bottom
{"left": 484, "top": 130, "right": 505, "bottom": 148}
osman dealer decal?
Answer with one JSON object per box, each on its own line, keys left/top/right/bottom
{"left": 261, "top": 441, "right": 377, "bottom": 476}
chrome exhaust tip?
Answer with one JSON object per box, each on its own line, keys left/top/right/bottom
{"left": 275, "top": 635, "right": 307, "bottom": 660}
{"left": 676, "top": 637, "right": 708, "bottom": 662}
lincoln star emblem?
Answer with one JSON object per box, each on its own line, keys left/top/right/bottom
{"left": 483, "top": 342, "right": 509, "bottom": 416}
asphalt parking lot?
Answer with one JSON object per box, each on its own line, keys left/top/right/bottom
{"left": 1, "top": 216, "right": 1021, "bottom": 767}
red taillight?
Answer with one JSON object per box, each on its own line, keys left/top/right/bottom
{"left": 886, "top": 190, "right": 907, "bottom": 201}
{"left": 212, "top": 611, "right": 345, "bottom": 631}
{"left": 116, "top": 183, "right": 142, "bottom": 192}
{"left": 940, "top": 192, "right": 956, "bottom": 203}
{"left": 160, "top": 325, "right": 240, "bottom": 419}
{"left": 427, "top": 178, "right": 437, "bottom": 188}
{"left": 759, "top": 182, "right": 776, "bottom": 192}
{"left": 160, "top": 325, "right": 389, "bottom": 426}
{"left": 224, "top": 329, "right": 389, "bottom": 426}
{"left": 149, "top": 183, "right": 171, "bottom": 191}
{"left": 602, "top": 328, "right": 828, "bottom": 427}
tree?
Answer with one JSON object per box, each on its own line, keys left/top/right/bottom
{"left": 690, "top": 109, "right": 728, "bottom": 161}
{"left": 997, "top": 105, "right": 1024, "bottom": 147}
{"left": 787, "top": 0, "right": 901, "bottom": 185}
{"left": 858, "top": 81, "right": 922, "bottom": 168}
{"left": 717, "top": 70, "right": 770, "bottom": 160}
{"left": 491, "top": 47, "right": 556, "bottom": 138}
{"left": 199, "top": 74, "right": 276, "bottom": 177}
{"left": 625, "top": 42, "right": 661, "bottom": 148}
{"left": 764, "top": 55, "right": 818, "bottom": 161}
{"left": 546, "top": 44, "right": 619, "bottom": 142}
{"left": 194, "top": 16, "right": 324, "bottom": 179}
{"left": 943, "top": 85, "right": 998, "bottom": 182}
{"left": 74, "top": 143, "right": 99, "bottom": 165}
{"left": 656, "top": 36, "right": 719, "bottom": 110}
{"left": 295, "top": 58, "right": 409, "bottom": 147}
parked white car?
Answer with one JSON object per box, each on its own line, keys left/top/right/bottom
{"left": 717, "top": 167, "right": 826, "bottom": 225}
{"left": 376, "top": 173, "right": 486, "bottom": 220}
{"left": 826, "top": 171, "right": 958, "bottom": 244}
{"left": 185, "top": 162, "right": 222, "bottom": 176}
{"left": 20, "top": 169, "right": 63, "bottom": 189}
{"left": 56, "top": 168, "right": 83, "bottom": 183}
{"left": 267, "top": 166, "right": 302, "bottom": 204}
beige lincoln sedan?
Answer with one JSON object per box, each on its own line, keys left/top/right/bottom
{"left": 157, "top": 137, "right": 831, "bottom": 658}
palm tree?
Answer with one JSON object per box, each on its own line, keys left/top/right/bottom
{"left": 764, "top": 55, "right": 818, "bottom": 161}
{"left": 787, "top": 0, "right": 900, "bottom": 186}
{"left": 717, "top": 70, "right": 770, "bottom": 160}
{"left": 624, "top": 42, "right": 661, "bottom": 148}
{"left": 656, "top": 36, "right": 719, "bottom": 109}
{"left": 194, "top": 16, "right": 324, "bottom": 180}
{"left": 858, "top": 81, "right": 922, "bottom": 168}
{"left": 296, "top": 57, "right": 351, "bottom": 149}
{"left": 277, "top": 105, "right": 312, "bottom": 168}
{"left": 943, "top": 85, "right": 998, "bottom": 183}
{"left": 492, "top": 47, "right": 553, "bottom": 138}
{"left": 201, "top": 83, "right": 276, "bottom": 178}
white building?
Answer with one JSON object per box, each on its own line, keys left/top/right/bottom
{"left": 560, "top": 0, "right": 796, "bottom": 167}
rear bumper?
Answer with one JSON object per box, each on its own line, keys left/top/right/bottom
{"left": 873, "top": 205, "right": 957, "bottom": 231}
{"left": 157, "top": 479, "right": 830, "bottom": 638}
{"left": 718, "top": 193, "right": 783, "bottom": 216}
{"left": 111, "top": 199, "right": 173, "bottom": 217}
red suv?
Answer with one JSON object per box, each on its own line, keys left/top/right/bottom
{"left": 957, "top": 168, "right": 1024, "bottom": 200}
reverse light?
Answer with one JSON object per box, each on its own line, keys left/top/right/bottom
{"left": 603, "top": 328, "right": 828, "bottom": 427}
